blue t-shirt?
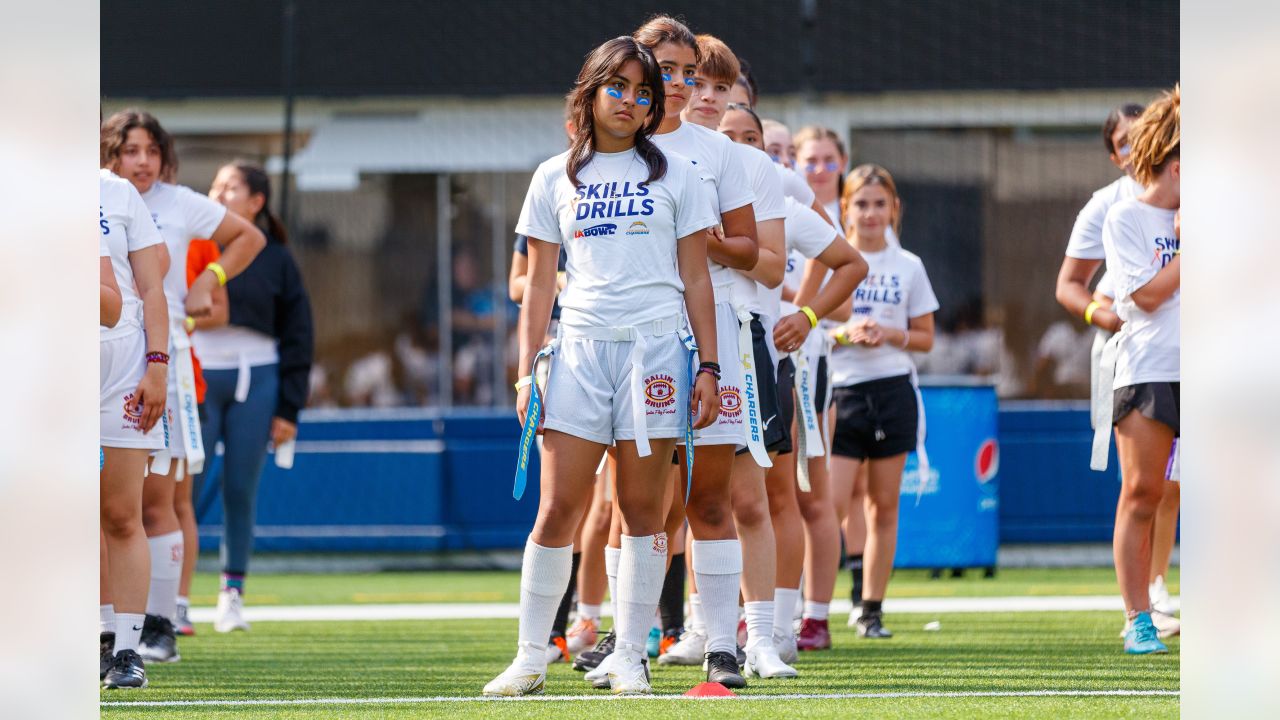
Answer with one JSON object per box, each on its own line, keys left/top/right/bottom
{"left": 513, "top": 233, "right": 566, "bottom": 320}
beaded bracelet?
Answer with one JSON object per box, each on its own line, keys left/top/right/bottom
{"left": 696, "top": 367, "right": 720, "bottom": 382}
{"left": 698, "top": 361, "right": 721, "bottom": 374}
{"left": 146, "top": 351, "right": 170, "bottom": 365}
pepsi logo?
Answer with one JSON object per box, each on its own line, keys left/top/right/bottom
{"left": 975, "top": 438, "right": 999, "bottom": 483}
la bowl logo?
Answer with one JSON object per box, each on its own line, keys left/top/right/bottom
{"left": 644, "top": 374, "right": 676, "bottom": 408}
{"left": 574, "top": 223, "right": 616, "bottom": 239}
{"left": 975, "top": 438, "right": 999, "bottom": 483}
{"left": 719, "top": 387, "right": 743, "bottom": 418}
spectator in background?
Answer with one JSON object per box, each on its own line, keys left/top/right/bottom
{"left": 1032, "top": 320, "right": 1092, "bottom": 398}
{"left": 452, "top": 249, "right": 514, "bottom": 405}
{"left": 193, "top": 161, "right": 314, "bottom": 633}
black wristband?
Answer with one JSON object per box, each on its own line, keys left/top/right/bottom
{"left": 698, "top": 361, "right": 721, "bottom": 374}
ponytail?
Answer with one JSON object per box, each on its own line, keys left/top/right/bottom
{"left": 229, "top": 161, "right": 288, "bottom": 243}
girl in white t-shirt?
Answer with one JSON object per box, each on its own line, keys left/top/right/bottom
{"left": 720, "top": 103, "right": 868, "bottom": 658}
{"left": 483, "top": 36, "right": 720, "bottom": 698}
{"left": 827, "top": 165, "right": 938, "bottom": 641}
{"left": 1098, "top": 87, "right": 1180, "bottom": 655}
{"left": 101, "top": 241, "right": 123, "bottom": 328}
{"left": 99, "top": 169, "right": 169, "bottom": 689}
{"left": 101, "top": 110, "right": 266, "bottom": 661}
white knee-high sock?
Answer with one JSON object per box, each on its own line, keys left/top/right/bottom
{"left": 774, "top": 588, "right": 801, "bottom": 637}
{"left": 605, "top": 545, "right": 621, "bottom": 625}
{"left": 517, "top": 538, "right": 573, "bottom": 657}
{"left": 100, "top": 604, "right": 115, "bottom": 634}
{"left": 687, "top": 593, "right": 704, "bottom": 634}
{"left": 744, "top": 600, "right": 775, "bottom": 651}
{"left": 145, "top": 530, "right": 183, "bottom": 620}
{"left": 616, "top": 534, "right": 667, "bottom": 654}
{"left": 691, "top": 539, "right": 742, "bottom": 654}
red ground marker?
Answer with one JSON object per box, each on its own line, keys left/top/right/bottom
{"left": 684, "top": 681, "right": 737, "bottom": 697}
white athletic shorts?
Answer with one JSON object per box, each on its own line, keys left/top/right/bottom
{"left": 100, "top": 328, "right": 166, "bottom": 451}
{"left": 691, "top": 297, "right": 747, "bottom": 448}
{"left": 542, "top": 317, "right": 690, "bottom": 447}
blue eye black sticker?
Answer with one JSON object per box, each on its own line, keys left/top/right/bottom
{"left": 637, "top": 97, "right": 651, "bottom": 105}
{"left": 605, "top": 87, "right": 623, "bottom": 99}
{"left": 662, "top": 73, "right": 672, "bottom": 82}
{"left": 683, "top": 77, "right": 696, "bottom": 86}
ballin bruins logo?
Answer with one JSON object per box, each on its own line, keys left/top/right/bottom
{"left": 644, "top": 374, "right": 677, "bottom": 408}
{"left": 652, "top": 533, "right": 668, "bottom": 554}
{"left": 121, "top": 392, "right": 143, "bottom": 430}
{"left": 719, "top": 387, "right": 743, "bottom": 418}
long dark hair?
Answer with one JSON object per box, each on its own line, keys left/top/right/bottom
{"left": 227, "top": 161, "right": 288, "bottom": 243}
{"left": 565, "top": 37, "right": 666, "bottom": 188}
{"left": 101, "top": 109, "right": 179, "bottom": 182}
{"left": 1103, "top": 103, "right": 1146, "bottom": 154}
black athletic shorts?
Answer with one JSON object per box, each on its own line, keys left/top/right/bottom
{"left": 831, "top": 374, "right": 918, "bottom": 460}
{"left": 735, "top": 314, "right": 789, "bottom": 456}
{"left": 815, "top": 355, "right": 830, "bottom": 413}
{"left": 1113, "top": 382, "right": 1180, "bottom": 436}
{"left": 773, "top": 356, "right": 796, "bottom": 456}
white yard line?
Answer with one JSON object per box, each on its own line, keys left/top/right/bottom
{"left": 101, "top": 689, "right": 1179, "bottom": 708}
{"left": 186, "top": 595, "right": 1178, "bottom": 623}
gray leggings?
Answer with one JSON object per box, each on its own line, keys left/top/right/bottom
{"left": 193, "top": 363, "right": 279, "bottom": 576}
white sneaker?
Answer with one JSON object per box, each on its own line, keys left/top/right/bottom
{"left": 482, "top": 647, "right": 547, "bottom": 697}
{"left": 774, "top": 631, "right": 798, "bottom": 665}
{"left": 1118, "top": 610, "right": 1180, "bottom": 640}
{"left": 656, "top": 628, "right": 706, "bottom": 666}
{"left": 566, "top": 617, "right": 599, "bottom": 655}
{"left": 744, "top": 641, "right": 798, "bottom": 679}
{"left": 214, "top": 590, "right": 250, "bottom": 633}
{"left": 606, "top": 644, "right": 652, "bottom": 696}
{"left": 847, "top": 605, "right": 863, "bottom": 627}
{"left": 584, "top": 649, "right": 616, "bottom": 689}
{"left": 1149, "top": 576, "right": 1177, "bottom": 616}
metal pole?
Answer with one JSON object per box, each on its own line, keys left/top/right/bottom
{"left": 280, "top": 0, "right": 297, "bottom": 234}
{"left": 491, "top": 173, "right": 508, "bottom": 408}
{"left": 436, "top": 174, "right": 453, "bottom": 408}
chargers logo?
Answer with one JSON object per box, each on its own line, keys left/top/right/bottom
{"left": 574, "top": 223, "right": 616, "bottom": 238}
{"left": 644, "top": 373, "right": 677, "bottom": 412}
{"left": 719, "top": 387, "right": 743, "bottom": 418}
{"left": 626, "top": 221, "right": 649, "bottom": 236}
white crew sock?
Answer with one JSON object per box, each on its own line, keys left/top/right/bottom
{"left": 774, "top": 588, "right": 801, "bottom": 636}
{"left": 114, "top": 613, "right": 145, "bottom": 654}
{"left": 687, "top": 593, "right": 704, "bottom": 634}
{"left": 691, "top": 539, "right": 743, "bottom": 654}
{"left": 100, "top": 604, "right": 115, "bottom": 634}
{"left": 516, "top": 537, "right": 573, "bottom": 657}
{"left": 605, "top": 545, "right": 621, "bottom": 622}
{"left": 616, "top": 533, "right": 667, "bottom": 654}
{"left": 744, "top": 600, "right": 775, "bottom": 651}
{"left": 803, "top": 600, "right": 830, "bottom": 621}
{"left": 145, "top": 530, "right": 183, "bottom": 621}
{"left": 577, "top": 602, "right": 601, "bottom": 621}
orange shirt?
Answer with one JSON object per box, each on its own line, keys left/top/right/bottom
{"left": 185, "top": 240, "right": 221, "bottom": 403}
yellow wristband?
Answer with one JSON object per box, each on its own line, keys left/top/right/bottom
{"left": 184, "top": 316, "right": 196, "bottom": 333}
{"left": 206, "top": 262, "right": 228, "bottom": 287}
{"left": 835, "top": 329, "right": 853, "bottom": 346}
{"left": 1084, "top": 300, "right": 1101, "bottom": 326}
{"left": 514, "top": 376, "right": 533, "bottom": 391}
{"left": 799, "top": 306, "right": 819, "bottom": 329}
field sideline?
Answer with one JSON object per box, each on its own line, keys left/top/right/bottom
{"left": 100, "top": 568, "right": 1179, "bottom": 719}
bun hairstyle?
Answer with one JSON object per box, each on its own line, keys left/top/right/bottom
{"left": 101, "top": 109, "right": 179, "bottom": 182}
{"left": 840, "top": 163, "right": 903, "bottom": 237}
{"left": 1126, "top": 85, "right": 1180, "bottom": 187}
{"left": 563, "top": 36, "right": 667, "bottom": 188}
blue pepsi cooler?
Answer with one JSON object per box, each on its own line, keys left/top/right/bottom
{"left": 895, "top": 378, "right": 1000, "bottom": 569}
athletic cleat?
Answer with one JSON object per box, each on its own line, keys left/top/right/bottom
{"left": 482, "top": 648, "right": 546, "bottom": 697}
{"left": 585, "top": 649, "right": 617, "bottom": 689}
{"left": 659, "top": 627, "right": 681, "bottom": 656}
{"left": 847, "top": 604, "right": 864, "bottom": 627}
{"left": 138, "top": 614, "right": 180, "bottom": 663}
{"left": 646, "top": 626, "right": 661, "bottom": 658}
{"left": 102, "top": 649, "right": 147, "bottom": 689}
{"left": 657, "top": 629, "right": 705, "bottom": 665}
{"left": 545, "top": 634, "right": 570, "bottom": 664}
{"left": 1124, "top": 612, "right": 1169, "bottom": 655}
{"left": 744, "top": 641, "right": 799, "bottom": 679}
{"left": 774, "top": 629, "right": 798, "bottom": 664}
{"left": 174, "top": 603, "right": 195, "bottom": 637}
{"left": 214, "top": 590, "right": 250, "bottom": 633}
{"left": 565, "top": 616, "right": 598, "bottom": 655}
{"left": 100, "top": 632, "right": 115, "bottom": 680}
{"left": 856, "top": 612, "right": 893, "bottom": 638}
{"left": 797, "top": 617, "right": 832, "bottom": 651}
{"left": 607, "top": 644, "right": 652, "bottom": 695}
{"left": 704, "top": 650, "right": 747, "bottom": 689}
{"left": 1150, "top": 576, "right": 1177, "bottom": 616}
{"left": 1119, "top": 610, "right": 1181, "bottom": 640}
{"left": 573, "top": 629, "right": 615, "bottom": 672}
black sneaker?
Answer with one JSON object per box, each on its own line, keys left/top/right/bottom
{"left": 102, "top": 649, "right": 148, "bottom": 689}
{"left": 100, "top": 632, "right": 115, "bottom": 680}
{"left": 705, "top": 650, "right": 747, "bottom": 689}
{"left": 856, "top": 612, "right": 893, "bottom": 639}
{"left": 573, "top": 629, "right": 615, "bottom": 671}
{"left": 138, "top": 614, "right": 180, "bottom": 663}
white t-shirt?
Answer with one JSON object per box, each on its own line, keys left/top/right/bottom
{"left": 1066, "top": 175, "right": 1143, "bottom": 260}
{"left": 100, "top": 169, "right": 164, "bottom": 339}
{"left": 1101, "top": 198, "right": 1179, "bottom": 386}
{"left": 515, "top": 148, "right": 716, "bottom": 329}
{"left": 140, "top": 181, "right": 227, "bottom": 326}
{"left": 774, "top": 197, "right": 840, "bottom": 320}
{"left": 652, "top": 122, "right": 755, "bottom": 291}
{"left": 776, "top": 164, "right": 815, "bottom": 206}
{"left": 731, "top": 143, "right": 787, "bottom": 313}
{"left": 829, "top": 245, "right": 939, "bottom": 387}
